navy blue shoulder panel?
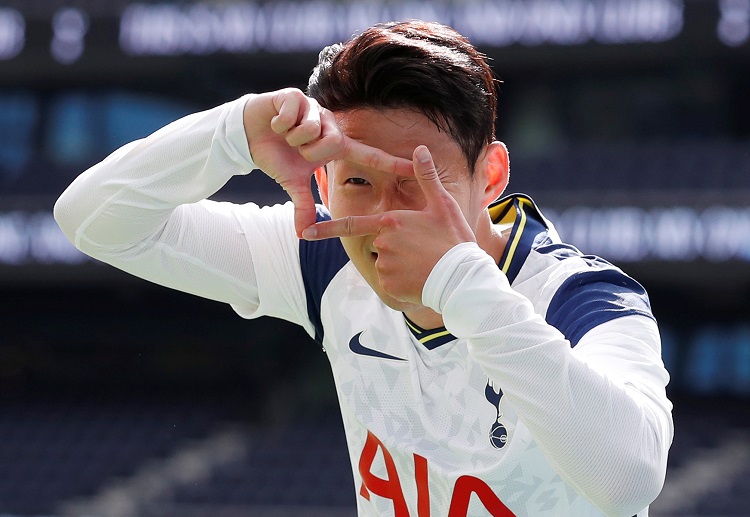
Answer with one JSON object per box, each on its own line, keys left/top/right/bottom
{"left": 298, "top": 205, "right": 350, "bottom": 344}
{"left": 546, "top": 268, "right": 655, "bottom": 347}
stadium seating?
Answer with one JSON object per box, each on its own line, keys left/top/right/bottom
{"left": 0, "top": 399, "right": 225, "bottom": 515}
{"left": 3, "top": 395, "right": 749, "bottom": 517}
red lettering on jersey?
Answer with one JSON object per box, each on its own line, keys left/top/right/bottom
{"left": 448, "top": 475, "right": 515, "bottom": 517}
{"left": 358, "top": 430, "right": 516, "bottom": 517}
{"left": 358, "top": 430, "right": 409, "bottom": 516}
{"left": 414, "top": 453, "right": 430, "bottom": 517}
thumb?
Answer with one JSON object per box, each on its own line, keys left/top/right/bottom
{"left": 413, "top": 145, "right": 446, "bottom": 202}
{"left": 283, "top": 180, "right": 318, "bottom": 238}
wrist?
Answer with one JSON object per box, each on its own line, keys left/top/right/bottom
{"left": 422, "top": 242, "right": 497, "bottom": 313}
{"left": 229, "top": 93, "right": 258, "bottom": 173}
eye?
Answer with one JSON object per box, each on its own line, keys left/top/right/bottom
{"left": 398, "top": 178, "right": 420, "bottom": 192}
{"left": 345, "top": 177, "right": 369, "bottom": 185}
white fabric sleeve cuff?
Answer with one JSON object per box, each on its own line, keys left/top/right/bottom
{"left": 422, "top": 242, "right": 506, "bottom": 315}
{"left": 226, "top": 93, "right": 258, "bottom": 174}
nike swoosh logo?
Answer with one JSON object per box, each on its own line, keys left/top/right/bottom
{"left": 349, "top": 331, "right": 405, "bottom": 361}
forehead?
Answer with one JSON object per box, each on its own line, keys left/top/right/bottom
{"left": 334, "top": 108, "right": 466, "bottom": 166}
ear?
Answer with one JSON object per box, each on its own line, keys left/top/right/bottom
{"left": 314, "top": 166, "right": 330, "bottom": 208}
{"left": 478, "top": 141, "right": 510, "bottom": 207}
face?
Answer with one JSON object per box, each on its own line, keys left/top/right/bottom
{"left": 321, "top": 108, "right": 488, "bottom": 312}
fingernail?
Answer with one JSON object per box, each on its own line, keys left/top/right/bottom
{"left": 302, "top": 227, "right": 317, "bottom": 239}
{"left": 415, "top": 146, "right": 431, "bottom": 164}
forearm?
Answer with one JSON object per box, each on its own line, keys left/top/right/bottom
{"left": 54, "top": 95, "right": 255, "bottom": 251}
{"left": 53, "top": 95, "right": 272, "bottom": 307}
{"left": 423, "top": 243, "right": 671, "bottom": 516}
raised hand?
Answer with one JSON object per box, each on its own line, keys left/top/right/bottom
{"left": 302, "top": 145, "right": 477, "bottom": 305}
{"left": 243, "top": 89, "right": 412, "bottom": 236}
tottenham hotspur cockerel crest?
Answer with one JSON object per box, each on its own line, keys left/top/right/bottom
{"left": 485, "top": 379, "right": 508, "bottom": 449}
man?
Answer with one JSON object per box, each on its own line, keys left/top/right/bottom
{"left": 55, "top": 20, "right": 672, "bottom": 517}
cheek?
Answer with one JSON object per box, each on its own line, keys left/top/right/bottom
{"left": 328, "top": 188, "right": 380, "bottom": 219}
{"left": 325, "top": 189, "right": 351, "bottom": 220}
{"left": 400, "top": 188, "right": 427, "bottom": 211}
{"left": 339, "top": 236, "right": 367, "bottom": 260}
{"left": 341, "top": 239, "right": 380, "bottom": 283}
{"left": 452, "top": 188, "right": 484, "bottom": 227}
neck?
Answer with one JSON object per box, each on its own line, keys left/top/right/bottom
{"left": 403, "top": 210, "right": 507, "bottom": 330}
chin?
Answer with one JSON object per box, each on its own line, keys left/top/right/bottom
{"left": 377, "top": 293, "right": 421, "bottom": 313}
{"left": 351, "top": 256, "right": 421, "bottom": 312}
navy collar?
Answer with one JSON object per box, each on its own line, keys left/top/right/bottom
{"left": 403, "top": 315, "right": 457, "bottom": 350}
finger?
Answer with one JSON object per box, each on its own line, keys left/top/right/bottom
{"left": 270, "top": 90, "right": 306, "bottom": 134}
{"left": 294, "top": 204, "right": 319, "bottom": 240}
{"left": 297, "top": 108, "right": 413, "bottom": 175}
{"left": 301, "top": 214, "right": 382, "bottom": 240}
{"left": 343, "top": 137, "right": 415, "bottom": 177}
{"left": 283, "top": 182, "right": 318, "bottom": 238}
{"left": 285, "top": 100, "right": 322, "bottom": 147}
{"left": 413, "top": 145, "right": 448, "bottom": 202}
{"left": 298, "top": 108, "right": 347, "bottom": 165}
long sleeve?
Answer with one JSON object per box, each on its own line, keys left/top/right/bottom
{"left": 54, "top": 95, "right": 310, "bottom": 326}
{"left": 423, "top": 242, "right": 673, "bottom": 517}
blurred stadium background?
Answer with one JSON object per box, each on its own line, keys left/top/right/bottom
{"left": 1, "top": 0, "right": 749, "bottom": 516}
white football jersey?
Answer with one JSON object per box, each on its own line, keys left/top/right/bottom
{"left": 284, "top": 196, "right": 657, "bottom": 517}
{"left": 54, "top": 96, "right": 672, "bottom": 517}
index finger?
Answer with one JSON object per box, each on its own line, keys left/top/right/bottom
{"left": 341, "top": 137, "right": 415, "bottom": 177}
{"left": 301, "top": 213, "right": 383, "bottom": 241}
